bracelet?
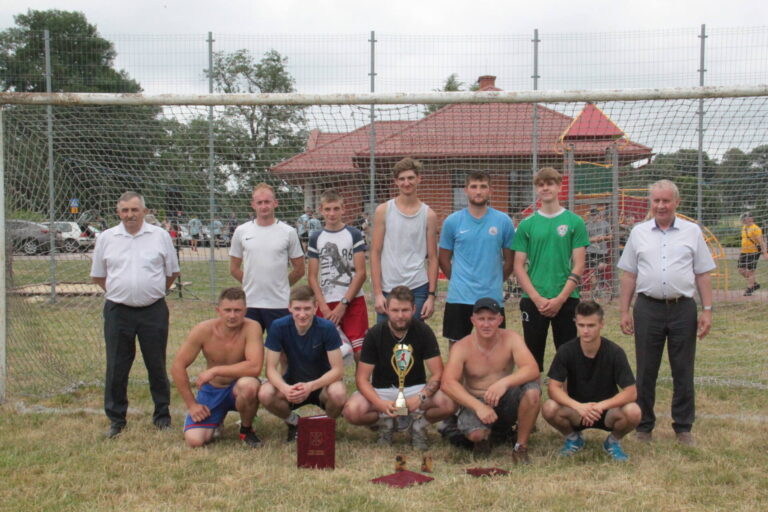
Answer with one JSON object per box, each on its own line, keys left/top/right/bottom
{"left": 702, "top": 305, "right": 712, "bottom": 311}
{"left": 428, "top": 291, "right": 436, "bottom": 297}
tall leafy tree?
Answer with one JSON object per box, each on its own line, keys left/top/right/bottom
{"left": 205, "top": 48, "right": 307, "bottom": 216}
{"left": 0, "top": 9, "right": 140, "bottom": 93}
{"left": 1, "top": 9, "right": 163, "bottom": 220}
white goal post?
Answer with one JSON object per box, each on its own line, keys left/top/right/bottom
{"left": 2, "top": 84, "right": 768, "bottom": 401}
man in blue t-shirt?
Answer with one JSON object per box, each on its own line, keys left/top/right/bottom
{"left": 258, "top": 285, "right": 346, "bottom": 442}
{"left": 439, "top": 171, "right": 515, "bottom": 345}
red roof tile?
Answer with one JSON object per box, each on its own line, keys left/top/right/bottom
{"left": 563, "top": 103, "right": 625, "bottom": 139}
{"left": 272, "top": 121, "right": 412, "bottom": 176}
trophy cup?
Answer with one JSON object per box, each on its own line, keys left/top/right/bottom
{"left": 391, "top": 343, "right": 415, "bottom": 415}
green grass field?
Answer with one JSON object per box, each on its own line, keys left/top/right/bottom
{"left": 2, "top": 255, "right": 767, "bottom": 511}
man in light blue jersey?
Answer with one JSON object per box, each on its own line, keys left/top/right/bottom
{"left": 439, "top": 171, "right": 515, "bottom": 345}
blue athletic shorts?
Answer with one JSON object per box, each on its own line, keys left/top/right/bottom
{"left": 184, "top": 381, "right": 237, "bottom": 431}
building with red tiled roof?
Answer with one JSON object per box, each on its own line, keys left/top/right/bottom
{"left": 271, "top": 76, "right": 652, "bottom": 220}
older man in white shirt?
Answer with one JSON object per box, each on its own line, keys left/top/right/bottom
{"left": 91, "top": 191, "right": 180, "bottom": 438}
{"left": 618, "top": 180, "right": 715, "bottom": 446}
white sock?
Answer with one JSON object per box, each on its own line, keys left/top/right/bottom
{"left": 606, "top": 433, "right": 619, "bottom": 444}
{"left": 566, "top": 431, "right": 582, "bottom": 441}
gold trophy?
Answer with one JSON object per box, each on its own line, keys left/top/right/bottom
{"left": 391, "top": 343, "right": 415, "bottom": 415}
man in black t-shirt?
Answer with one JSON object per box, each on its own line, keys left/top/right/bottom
{"left": 343, "top": 286, "right": 456, "bottom": 450}
{"left": 542, "top": 300, "right": 641, "bottom": 461}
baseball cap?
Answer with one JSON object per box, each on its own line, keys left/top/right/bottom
{"left": 472, "top": 297, "right": 502, "bottom": 314}
{"left": 740, "top": 212, "right": 752, "bottom": 221}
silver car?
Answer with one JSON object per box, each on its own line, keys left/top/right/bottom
{"left": 7, "top": 220, "right": 64, "bottom": 255}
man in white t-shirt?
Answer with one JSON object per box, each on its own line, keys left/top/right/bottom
{"left": 229, "top": 183, "right": 305, "bottom": 331}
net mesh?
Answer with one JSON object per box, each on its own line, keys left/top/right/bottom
{"left": 4, "top": 93, "right": 768, "bottom": 397}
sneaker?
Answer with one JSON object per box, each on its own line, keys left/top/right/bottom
{"left": 411, "top": 418, "right": 429, "bottom": 451}
{"left": 473, "top": 438, "right": 491, "bottom": 456}
{"left": 513, "top": 444, "right": 531, "bottom": 465}
{"left": 603, "top": 436, "right": 629, "bottom": 462}
{"left": 754, "top": 283, "right": 761, "bottom": 291}
{"left": 286, "top": 424, "right": 298, "bottom": 443}
{"left": 376, "top": 417, "right": 394, "bottom": 446}
{"left": 744, "top": 287, "right": 754, "bottom": 296}
{"left": 240, "top": 428, "right": 263, "bottom": 448}
{"left": 559, "top": 435, "right": 585, "bottom": 457}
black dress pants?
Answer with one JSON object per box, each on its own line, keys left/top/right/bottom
{"left": 103, "top": 299, "right": 171, "bottom": 427}
{"left": 633, "top": 294, "right": 697, "bottom": 434}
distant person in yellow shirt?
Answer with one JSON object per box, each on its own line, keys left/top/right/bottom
{"left": 738, "top": 212, "right": 767, "bottom": 296}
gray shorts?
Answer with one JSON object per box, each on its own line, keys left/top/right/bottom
{"left": 457, "top": 380, "right": 540, "bottom": 436}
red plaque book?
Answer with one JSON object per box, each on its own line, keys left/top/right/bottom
{"left": 297, "top": 415, "right": 336, "bottom": 469}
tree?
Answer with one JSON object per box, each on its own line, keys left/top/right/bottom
{"left": 0, "top": 10, "right": 162, "bottom": 220}
{"left": 205, "top": 49, "right": 307, "bottom": 216}
{"left": 0, "top": 9, "right": 140, "bottom": 93}
{"left": 424, "top": 73, "right": 480, "bottom": 115}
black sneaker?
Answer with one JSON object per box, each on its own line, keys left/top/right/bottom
{"left": 240, "top": 427, "right": 262, "bottom": 448}
{"left": 154, "top": 417, "right": 171, "bottom": 430}
{"left": 753, "top": 283, "right": 761, "bottom": 291}
{"left": 286, "top": 424, "right": 298, "bottom": 443}
{"left": 473, "top": 439, "right": 492, "bottom": 456}
{"left": 745, "top": 287, "right": 754, "bottom": 296}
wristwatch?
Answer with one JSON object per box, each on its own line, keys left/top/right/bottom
{"left": 418, "top": 392, "right": 428, "bottom": 404}
{"left": 340, "top": 297, "right": 350, "bottom": 306}
{"left": 702, "top": 305, "right": 712, "bottom": 311}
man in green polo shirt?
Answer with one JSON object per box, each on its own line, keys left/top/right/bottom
{"left": 512, "top": 167, "right": 589, "bottom": 371}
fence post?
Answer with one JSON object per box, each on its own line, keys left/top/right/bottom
{"left": 697, "top": 24, "right": 707, "bottom": 223}
{"left": 368, "top": 31, "right": 377, "bottom": 218}
{"left": 531, "top": 29, "right": 540, "bottom": 210}
{"left": 609, "top": 144, "right": 620, "bottom": 297}
{"left": 44, "top": 29, "right": 57, "bottom": 303}
{"left": 565, "top": 144, "right": 575, "bottom": 211}
{"left": 207, "top": 32, "right": 217, "bottom": 303}
{"left": 0, "top": 108, "right": 7, "bottom": 403}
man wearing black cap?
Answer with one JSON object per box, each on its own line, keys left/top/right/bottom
{"left": 738, "top": 212, "right": 767, "bottom": 296}
{"left": 441, "top": 297, "right": 540, "bottom": 461}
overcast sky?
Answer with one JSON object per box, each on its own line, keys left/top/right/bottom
{"left": 1, "top": 0, "right": 766, "bottom": 35}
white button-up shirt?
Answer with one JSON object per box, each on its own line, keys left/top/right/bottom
{"left": 617, "top": 216, "right": 716, "bottom": 299}
{"left": 90, "top": 221, "right": 180, "bottom": 307}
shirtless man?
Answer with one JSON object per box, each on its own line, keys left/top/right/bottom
{"left": 171, "top": 287, "right": 264, "bottom": 448}
{"left": 441, "top": 298, "right": 540, "bottom": 462}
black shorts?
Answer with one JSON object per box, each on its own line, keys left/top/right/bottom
{"left": 288, "top": 388, "right": 325, "bottom": 411}
{"left": 300, "top": 233, "right": 309, "bottom": 244}
{"left": 738, "top": 252, "right": 760, "bottom": 271}
{"left": 246, "top": 307, "right": 290, "bottom": 332}
{"left": 586, "top": 252, "right": 607, "bottom": 269}
{"left": 191, "top": 233, "right": 200, "bottom": 240}
{"left": 442, "top": 302, "right": 506, "bottom": 343}
{"left": 574, "top": 410, "right": 610, "bottom": 432}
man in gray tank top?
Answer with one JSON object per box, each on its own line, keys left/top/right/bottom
{"left": 371, "top": 157, "right": 439, "bottom": 324}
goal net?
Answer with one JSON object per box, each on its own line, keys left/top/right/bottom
{"left": 2, "top": 86, "right": 768, "bottom": 398}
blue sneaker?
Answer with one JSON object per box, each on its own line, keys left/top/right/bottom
{"left": 603, "top": 436, "right": 629, "bottom": 462}
{"left": 559, "top": 435, "right": 585, "bottom": 456}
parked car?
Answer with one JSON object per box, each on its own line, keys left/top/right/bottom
{"left": 42, "top": 221, "right": 100, "bottom": 252}
{"left": 6, "top": 220, "right": 64, "bottom": 255}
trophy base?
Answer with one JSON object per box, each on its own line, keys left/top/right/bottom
{"left": 394, "top": 405, "right": 408, "bottom": 416}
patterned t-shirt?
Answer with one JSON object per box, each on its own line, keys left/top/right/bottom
{"left": 308, "top": 225, "right": 366, "bottom": 303}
